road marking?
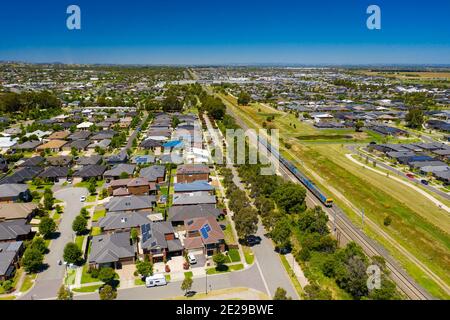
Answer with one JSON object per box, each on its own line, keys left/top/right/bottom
{"left": 253, "top": 256, "right": 272, "bottom": 298}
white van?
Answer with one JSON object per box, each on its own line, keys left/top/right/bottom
{"left": 145, "top": 274, "right": 167, "bottom": 288}
{"left": 188, "top": 253, "right": 197, "bottom": 265}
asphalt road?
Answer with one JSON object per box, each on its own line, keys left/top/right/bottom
{"left": 74, "top": 263, "right": 267, "bottom": 300}
{"left": 20, "top": 187, "right": 88, "bottom": 300}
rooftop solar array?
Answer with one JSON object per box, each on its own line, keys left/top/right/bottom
{"left": 200, "top": 223, "right": 211, "bottom": 239}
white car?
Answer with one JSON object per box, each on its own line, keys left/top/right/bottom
{"left": 80, "top": 196, "right": 86, "bottom": 202}
{"left": 188, "top": 253, "right": 197, "bottom": 265}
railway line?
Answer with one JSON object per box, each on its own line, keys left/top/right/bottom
{"left": 224, "top": 107, "right": 433, "bottom": 300}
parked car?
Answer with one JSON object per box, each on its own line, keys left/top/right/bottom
{"left": 246, "top": 235, "right": 261, "bottom": 246}
{"left": 188, "top": 253, "right": 197, "bottom": 265}
{"left": 80, "top": 196, "right": 86, "bottom": 202}
{"left": 420, "top": 179, "right": 429, "bottom": 185}
{"left": 406, "top": 173, "right": 415, "bottom": 179}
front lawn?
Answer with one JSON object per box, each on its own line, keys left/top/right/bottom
{"left": 206, "top": 263, "right": 244, "bottom": 275}
{"left": 72, "top": 284, "right": 102, "bottom": 293}
{"left": 92, "top": 209, "right": 106, "bottom": 222}
{"left": 227, "top": 249, "right": 241, "bottom": 263}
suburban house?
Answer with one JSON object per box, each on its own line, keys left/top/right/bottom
{"left": 38, "top": 166, "right": 69, "bottom": 183}
{"left": 183, "top": 216, "right": 225, "bottom": 256}
{"left": 0, "top": 241, "right": 24, "bottom": 281}
{"left": 139, "top": 138, "right": 163, "bottom": 152}
{"left": 168, "top": 204, "right": 223, "bottom": 226}
{"left": 88, "top": 231, "right": 135, "bottom": 269}
{"left": 139, "top": 221, "right": 184, "bottom": 262}
{"left": 75, "top": 155, "right": 103, "bottom": 166}
{"left": 17, "top": 156, "right": 45, "bottom": 168}
{"left": 0, "top": 184, "right": 32, "bottom": 203}
{"left": 13, "top": 140, "right": 43, "bottom": 152}
{"left": 0, "top": 166, "right": 43, "bottom": 184}
{"left": 139, "top": 165, "right": 166, "bottom": 183}
{"left": 36, "top": 139, "right": 67, "bottom": 152}
{"left": 104, "top": 195, "right": 157, "bottom": 213}
{"left": 172, "top": 191, "right": 216, "bottom": 206}
{"left": 98, "top": 211, "right": 150, "bottom": 233}
{"left": 47, "top": 131, "right": 70, "bottom": 140}
{"left": 103, "top": 163, "right": 136, "bottom": 181}
{"left": 176, "top": 164, "right": 210, "bottom": 183}
{"left": 173, "top": 180, "right": 215, "bottom": 194}
{"left": 0, "top": 219, "right": 32, "bottom": 242}
{"left": 0, "top": 202, "right": 37, "bottom": 221}
{"left": 46, "top": 156, "right": 73, "bottom": 167}
{"left": 74, "top": 165, "right": 107, "bottom": 181}
{"left": 106, "top": 178, "right": 157, "bottom": 197}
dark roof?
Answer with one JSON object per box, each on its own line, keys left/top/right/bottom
{"left": 14, "top": 140, "right": 42, "bottom": 150}
{"left": 0, "top": 219, "right": 31, "bottom": 241}
{"left": 74, "top": 165, "right": 107, "bottom": 178}
{"left": 67, "top": 140, "right": 90, "bottom": 150}
{"left": 76, "top": 155, "right": 103, "bottom": 166}
{"left": 174, "top": 181, "right": 214, "bottom": 193}
{"left": 68, "top": 131, "right": 91, "bottom": 140}
{"left": 140, "top": 221, "right": 181, "bottom": 252}
{"left": 18, "top": 156, "right": 45, "bottom": 167}
{"left": 89, "top": 232, "right": 135, "bottom": 264}
{"left": 0, "top": 241, "right": 23, "bottom": 277}
{"left": 104, "top": 164, "right": 136, "bottom": 178}
{"left": 140, "top": 139, "right": 163, "bottom": 149}
{"left": 139, "top": 165, "right": 165, "bottom": 182}
{"left": 39, "top": 166, "right": 69, "bottom": 179}
{"left": 0, "top": 166, "right": 43, "bottom": 184}
{"left": 168, "top": 204, "right": 222, "bottom": 223}
{"left": 0, "top": 184, "right": 29, "bottom": 198}
{"left": 105, "top": 195, "right": 156, "bottom": 212}
{"left": 98, "top": 211, "right": 150, "bottom": 231}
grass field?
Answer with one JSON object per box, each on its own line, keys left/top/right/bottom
{"left": 218, "top": 91, "right": 450, "bottom": 299}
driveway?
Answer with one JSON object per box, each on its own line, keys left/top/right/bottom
{"left": 20, "top": 187, "right": 88, "bottom": 300}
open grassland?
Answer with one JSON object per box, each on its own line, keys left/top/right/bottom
{"left": 359, "top": 70, "right": 450, "bottom": 80}
{"left": 218, "top": 92, "right": 450, "bottom": 299}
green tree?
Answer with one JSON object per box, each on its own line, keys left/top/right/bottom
{"left": 270, "top": 217, "right": 292, "bottom": 250}
{"left": 98, "top": 267, "right": 116, "bottom": 284}
{"left": 212, "top": 253, "right": 227, "bottom": 271}
{"left": 234, "top": 207, "right": 258, "bottom": 240}
{"left": 405, "top": 108, "right": 424, "bottom": 129}
{"left": 63, "top": 242, "right": 83, "bottom": 265}
{"left": 57, "top": 285, "right": 73, "bottom": 300}
{"left": 237, "top": 91, "right": 251, "bottom": 105}
{"left": 29, "top": 236, "right": 47, "bottom": 254}
{"left": 272, "top": 182, "right": 306, "bottom": 214}
{"left": 181, "top": 277, "right": 193, "bottom": 295}
{"left": 88, "top": 181, "right": 97, "bottom": 195}
{"left": 273, "top": 287, "right": 292, "bottom": 300}
{"left": 136, "top": 258, "right": 153, "bottom": 278}
{"left": 355, "top": 120, "right": 364, "bottom": 132}
{"left": 72, "top": 215, "right": 87, "bottom": 234}
{"left": 99, "top": 284, "right": 117, "bottom": 300}
{"left": 304, "top": 282, "right": 333, "bottom": 300}
{"left": 39, "top": 216, "right": 56, "bottom": 238}
{"left": 22, "top": 247, "right": 44, "bottom": 273}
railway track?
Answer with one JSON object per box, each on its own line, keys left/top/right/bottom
{"left": 225, "top": 107, "right": 433, "bottom": 300}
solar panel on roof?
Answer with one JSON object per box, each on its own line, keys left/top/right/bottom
{"left": 204, "top": 224, "right": 211, "bottom": 232}
{"left": 200, "top": 227, "right": 209, "bottom": 239}
{"left": 142, "top": 232, "right": 149, "bottom": 243}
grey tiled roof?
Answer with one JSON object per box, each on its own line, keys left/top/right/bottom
{"left": 89, "top": 232, "right": 135, "bottom": 264}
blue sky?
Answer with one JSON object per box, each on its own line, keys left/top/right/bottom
{"left": 0, "top": 0, "right": 449, "bottom": 65}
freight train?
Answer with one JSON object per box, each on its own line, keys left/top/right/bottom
{"left": 259, "top": 138, "right": 334, "bottom": 207}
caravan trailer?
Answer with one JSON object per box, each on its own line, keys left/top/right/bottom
{"left": 145, "top": 274, "right": 167, "bottom": 288}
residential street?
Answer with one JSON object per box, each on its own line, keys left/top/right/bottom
{"left": 20, "top": 187, "right": 88, "bottom": 300}
{"left": 74, "top": 263, "right": 267, "bottom": 300}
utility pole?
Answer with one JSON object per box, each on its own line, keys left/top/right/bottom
{"left": 205, "top": 270, "right": 208, "bottom": 295}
